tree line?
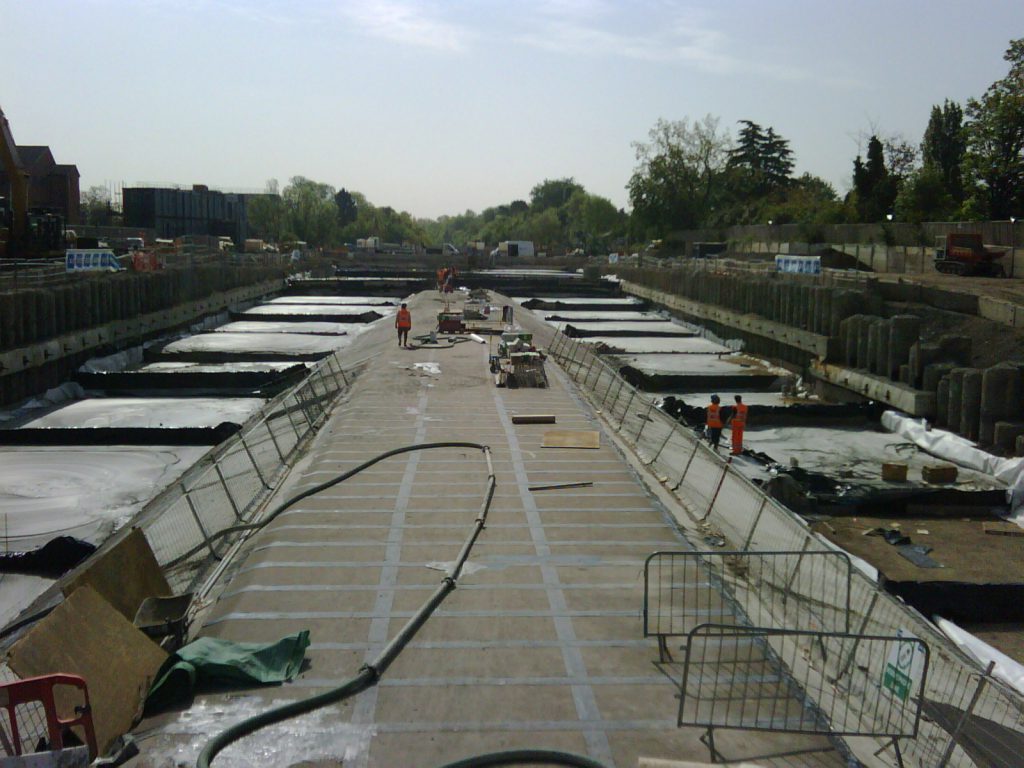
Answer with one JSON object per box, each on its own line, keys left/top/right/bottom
{"left": 629, "top": 37, "right": 1023, "bottom": 240}
{"left": 81, "top": 37, "right": 1022, "bottom": 252}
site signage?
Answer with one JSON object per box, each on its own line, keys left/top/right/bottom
{"left": 883, "top": 628, "right": 924, "bottom": 703}
{"left": 774, "top": 254, "right": 822, "bottom": 274}
{"left": 65, "top": 249, "right": 125, "bottom": 272}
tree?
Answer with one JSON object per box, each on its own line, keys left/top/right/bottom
{"left": 727, "top": 120, "right": 794, "bottom": 193}
{"left": 922, "top": 100, "right": 966, "bottom": 204}
{"left": 963, "top": 38, "right": 1024, "bottom": 218}
{"left": 529, "top": 178, "right": 584, "bottom": 213}
{"left": 283, "top": 177, "right": 337, "bottom": 245}
{"left": 894, "top": 165, "right": 957, "bottom": 223}
{"left": 246, "top": 180, "right": 288, "bottom": 243}
{"left": 851, "top": 135, "right": 897, "bottom": 221}
{"left": 81, "top": 185, "right": 113, "bottom": 226}
{"left": 628, "top": 115, "right": 732, "bottom": 236}
{"left": 334, "top": 188, "right": 358, "bottom": 227}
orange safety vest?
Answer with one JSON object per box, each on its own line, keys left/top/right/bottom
{"left": 706, "top": 403, "right": 723, "bottom": 429}
{"left": 731, "top": 402, "right": 748, "bottom": 426}
{"left": 396, "top": 308, "right": 412, "bottom": 329}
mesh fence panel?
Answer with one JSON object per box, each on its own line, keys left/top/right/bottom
{"left": 548, "top": 329, "right": 1024, "bottom": 768}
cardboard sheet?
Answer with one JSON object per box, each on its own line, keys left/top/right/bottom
{"left": 62, "top": 528, "right": 170, "bottom": 621}
{"left": 8, "top": 586, "right": 167, "bottom": 754}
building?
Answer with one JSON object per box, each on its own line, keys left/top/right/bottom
{"left": 123, "top": 184, "right": 273, "bottom": 244}
{"left": 0, "top": 144, "right": 80, "bottom": 224}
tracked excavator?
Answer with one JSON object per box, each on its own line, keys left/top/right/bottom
{"left": 0, "top": 104, "right": 65, "bottom": 259}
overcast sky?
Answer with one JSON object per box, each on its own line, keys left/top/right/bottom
{"left": 4, "top": 1, "right": 1022, "bottom": 218}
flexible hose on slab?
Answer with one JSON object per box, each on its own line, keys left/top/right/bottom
{"left": 168, "top": 441, "right": 488, "bottom": 567}
{"left": 197, "top": 441, "right": 514, "bottom": 768}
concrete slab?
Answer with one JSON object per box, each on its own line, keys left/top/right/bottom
{"left": 131, "top": 288, "right": 847, "bottom": 768}
{"left": 268, "top": 296, "right": 398, "bottom": 306}
{"left": 586, "top": 337, "right": 729, "bottom": 354}
{"left": 214, "top": 320, "right": 354, "bottom": 335}
{"left": 157, "top": 332, "right": 350, "bottom": 359}
{"left": 566, "top": 321, "right": 693, "bottom": 337}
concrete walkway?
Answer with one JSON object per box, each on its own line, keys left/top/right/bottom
{"left": 132, "top": 289, "right": 841, "bottom": 767}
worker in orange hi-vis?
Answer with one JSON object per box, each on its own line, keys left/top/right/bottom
{"left": 395, "top": 303, "right": 412, "bottom": 348}
{"left": 728, "top": 394, "right": 748, "bottom": 455}
{"left": 705, "top": 394, "right": 723, "bottom": 451}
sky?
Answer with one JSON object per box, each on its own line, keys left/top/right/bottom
{"left": 3, "top": 0, "right": 1023, "bottom": 219}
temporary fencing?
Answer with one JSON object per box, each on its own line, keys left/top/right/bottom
{"left": 643, "top": 550, "right": 852, "bottom": 663}
{"left": 680, "top": 624, "right": 929, "bottom": 766}
{"left": 548, "top": 328, "right": 1024, "bottom": 767}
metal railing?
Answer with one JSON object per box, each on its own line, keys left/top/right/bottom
{"left": 132, "top": 350, "right": 366, "bottom": 596}
{"left": 643, "top": 550, "right": 852, "bottom": 663}
{"left": 680, "top": 624, "right": 929, "bottom": 766}
{"left": 547, "top": 328, "right": 1024, "bottom": 768}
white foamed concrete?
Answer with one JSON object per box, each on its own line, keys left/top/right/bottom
{"left": 19, "top": 397, "right": 265, "bottom": 429}
{"left": 215, "top": 321, "right": 353, "bottom": 336}
{"left": 141, "top": 361, "right": 308, "bottom": 374}
{"left": 542, "top": 311, "right": 665, "bottom": 323}
{"left": 729, "top": 425, "right": 1001, "bottom": 491}
{"left": 161, "top": 332, "right": 351, "bottom": 357}
{"left": 242, "top": 304, "right": 392, "bottom": 317}
{"left": 268, "top": 296, "right": 398, "bottom": 306}
{"left": 565, "top": 321, "right": 692, "bottom": 336}
{"left": 584, "top": 337, "right": 729, "bottom": 354}
{"left": 616, "top": 353, "right": 789, "bottom": 379}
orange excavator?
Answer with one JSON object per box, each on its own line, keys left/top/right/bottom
{"left": 0, "top": 104, "right": 64, "bottom": 258}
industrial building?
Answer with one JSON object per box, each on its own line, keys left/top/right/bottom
{"left": 122, "top": 184, "right": 272, "bottom": 244}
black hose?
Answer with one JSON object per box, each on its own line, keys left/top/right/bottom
{"left": 196, "top": 442, "right": 496, "bottom": 768}
{"left": 435, "top": 751, "right": 609, "bottom": 768}
{"left": 168, "top": 441, "right": 487, "bottom": 567}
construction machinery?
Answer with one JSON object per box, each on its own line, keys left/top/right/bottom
{"left": 934, "top": 233, "right": 1006, "bottom": 277}
{"left": 0, "top": 104, "right": 65, "bottom": 259}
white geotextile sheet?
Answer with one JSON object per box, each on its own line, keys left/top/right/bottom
{"left": 881, "top": 410, "right": 1024, "bottom": 520}
{"left": 936, "top": 616, "right": 1024, "bottom": 696}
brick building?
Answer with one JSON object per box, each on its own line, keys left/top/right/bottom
{"left": 0, "top": 144, "right": 80, "bottom": 224}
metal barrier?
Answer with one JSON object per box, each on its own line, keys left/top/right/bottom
{"left": 133, "top": 350, "right": 368, "bottom": 596}
{"left": 680, "top": 624, "right": 929, "bottom": 766}
{"left": 643, "top": 550, "right": 852, "bottom": 663}
{"left": 545, "top": 327, "right": 1024, "bottom": 768}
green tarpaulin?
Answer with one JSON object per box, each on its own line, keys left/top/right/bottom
{"left": 145, "top": 630, "right": 310, "bottom": 713}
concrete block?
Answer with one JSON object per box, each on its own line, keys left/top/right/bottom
{"left": 923, "top": 362, "right": 956, "bottom": 393}
{"left": 937, "top": 335, "right": 972, "bottom": 367}
{"left": 922, "top": 286, "right": 979, "bottom": 315}
{"left": 882, "top": 463, "right": 908, "bottom": 482}
{"left": 947, "top": 368, "right": 967, "bottom": 434}
{"left": 994, "top": 421, "right": 1024, "bottom": 454}
{"left": 922, "top": 464, "right": 958, "bottom": 484}
{"left": 961, "top": 369, "right": 983, "bottom": 441}
{"left": 936, "top": 376, "right": 950, "bottom": 426}
{"left": 888, "top": 315, "right": 921, "bottom": 382}
{"left": 981, "top": 363, "right": 1023, "bottom": 446}
{"left": 979, "top": 296, "right": 1015, "bottom": 326}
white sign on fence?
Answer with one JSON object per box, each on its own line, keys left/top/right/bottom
{"left": 65, "top": 249, "right": 124, "bottom": 272}
{"left": 883, "top": 628, "right": 924, "bottom": 703}
{"left": 774, "top": 254, "right": 821, "bottom": 274}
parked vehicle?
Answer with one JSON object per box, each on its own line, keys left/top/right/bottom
{"left": 934, "top": 233, "right": 1006, "bottom": 277}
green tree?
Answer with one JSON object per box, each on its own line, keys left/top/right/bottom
{"left": 628, "top": 115, "right": 732, "bottom": 236}
{"left": 922, "top": 100, "right": 966, "bottom": 204}
{"left": 894, "top": 165, "right": 957, "bottom": 222}
{"left": 963, "top": 38, "right": 1024, "bottom": 218}
{"left": 851, "top": 135, "right": 897, "bottom": 221}
{"left": 529, "top": 178, "right": 584, "bottom": 212}
{"left": 284, "top": 177, "right": 337, "bottom": 246}
{"left": 81, "top": 185, "right": 113, "bottom": 226}
{"left": 727, "top": 120, "right": 794, "bottom": 193}
{"left": 334, "top": 188, "right": 358, "bottom": 227}
{"left": 246, "top": 180, "right": 288, "bottom": 243}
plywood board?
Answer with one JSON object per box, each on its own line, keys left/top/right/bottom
{"left": 541, "top": 430, "right": 600, "bottom": 449}
{"left": 8, "top": 586, "right": 167, "bottom": 755}
{"left": 62, "top": 528, "right": 170, "bottom": 621}
{"left": 984, "top": 521, "right": 1024, "bottom": 537}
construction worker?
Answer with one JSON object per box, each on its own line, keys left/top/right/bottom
{"left": 395, "top": 302, "right": 412, "bottom": 348}
{"left": 728, "top": 394, "right": 748, "bottom": 455}
{"left": 706, "top": 394, "right": 723, "bottom": 450}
